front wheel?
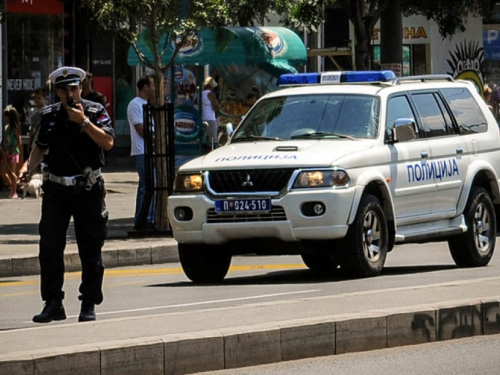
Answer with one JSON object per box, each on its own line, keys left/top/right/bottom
{"left": 178, "top": 243, "right": 232, "bottom": 283}
{"left": 340, "top": 194, "right": 388, "bottom": 278}
{"left": 301, "top": 252, "right": 339, "bottom": 275}
{"left": 448, "top": 187, "right": 496, "bottom": 267}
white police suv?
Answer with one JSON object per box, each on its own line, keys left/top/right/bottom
{"left": 168, "top": 70, "right": 500, "bottom": 283}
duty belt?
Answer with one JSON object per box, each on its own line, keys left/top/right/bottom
{"left": 48, "top": 168, "right": 101, "bottom": 187}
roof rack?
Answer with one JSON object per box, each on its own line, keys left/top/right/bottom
{"left": 394, "top": 75, "right": 454, "bottom": 85}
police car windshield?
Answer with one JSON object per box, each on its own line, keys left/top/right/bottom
{"left": 232, "top": 94, "right": 380, "bottom": 141}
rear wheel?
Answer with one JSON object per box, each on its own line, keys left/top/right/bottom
{"left": 178, "top": 243, "right": 232, "bottom": 283}
{"left": 340, "top": 194, "right": 388, "bottom": 278}
{"left": 448, "top": 187, "right": 496, "bottom": 267}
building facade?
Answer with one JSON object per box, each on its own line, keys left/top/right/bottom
{"left": 1, "top": 0, "right": 135, "bottom": 156}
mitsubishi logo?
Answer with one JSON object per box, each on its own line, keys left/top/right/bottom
{"left": 241, "top": 174, "right": 254, "bottom": 187}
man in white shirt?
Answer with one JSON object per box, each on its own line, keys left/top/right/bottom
{"left": 127, "top": 75, "right": 155, "bottom": 229}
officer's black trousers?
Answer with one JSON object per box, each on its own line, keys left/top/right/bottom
{"left": 38, "top": 177, "right": 108, "bottom": 304}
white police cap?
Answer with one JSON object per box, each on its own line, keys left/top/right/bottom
{"left": 49, "top": 66, "right": 86, "bottom": 88}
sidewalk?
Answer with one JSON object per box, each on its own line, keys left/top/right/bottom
{"left": 0, "top": 163, "right": 179, "bottom": 278}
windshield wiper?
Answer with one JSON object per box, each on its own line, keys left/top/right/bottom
{"left": 290, "top": 132, "right": 356, "bottom": 140}
{"left": 232, "top": 135, "right": 284, "bottom": 142}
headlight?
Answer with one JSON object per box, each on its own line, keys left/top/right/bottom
{"left": 173, "top": 174, "right": 203, "bottom": 192}
{"left": 293, "top": 170, "right": 350, "bottom": 188}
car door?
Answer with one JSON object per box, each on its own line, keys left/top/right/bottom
{"left": 410, "top": 91, "right": 468, "bottom": 216}
{"left": 386, "top": 94, "right": 434, "bottom": 220}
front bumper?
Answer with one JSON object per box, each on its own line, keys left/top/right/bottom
{"left": 167, "top": 188, "right": 357, "bottom": 245}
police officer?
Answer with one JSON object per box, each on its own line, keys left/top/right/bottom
{"left": 19, "top": 67, "right": 114, "bottom": 323}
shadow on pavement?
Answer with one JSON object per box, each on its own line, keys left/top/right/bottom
{"left": 147, "top": 264, "right": 458, "bottom": 288}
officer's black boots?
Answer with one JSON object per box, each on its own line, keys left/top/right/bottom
{"left": 32, "top": 300, "right": 66, "bottom": 323}
{"left": 78, "top": 301, "right": 96, "bottom": 322}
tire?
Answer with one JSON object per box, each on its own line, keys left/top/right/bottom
{"left": 340, "top": 194, "right": 388, "bottom": 278}
{"left": 178, "top": 243, "right": 232, "bottom": 283}
{"left": 448, "top": 187, "right": 496, "bottom": 267}
{"left": 301, "top": 252, "right": 339, "bottom": 275}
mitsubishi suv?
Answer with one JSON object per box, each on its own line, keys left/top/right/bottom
{"left": 168, "top": 71, "right": 500, "bottom": 283}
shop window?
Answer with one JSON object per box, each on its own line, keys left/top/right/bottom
{"left": 5, "top": 12, "right": 63, "bottom": 141}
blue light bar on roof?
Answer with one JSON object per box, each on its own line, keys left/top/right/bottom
{"left": 342, "top": 70, "right": 396, "bottom": 82}
{"left": 277, "top": 70, "right": 396, "bottom": 86}
{"left": 278, "top": 72, "right": 320, "bottom": 86}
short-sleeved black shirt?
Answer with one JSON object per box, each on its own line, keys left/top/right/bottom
{"left": 36, "top": 99, "right": 115, "bottom": 176}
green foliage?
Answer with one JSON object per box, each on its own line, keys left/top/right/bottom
{"left": 81, "top": 0, "right": 230, "bottom": 71}
{"left": 222, "top": 0, "right": 333, "bottom": 33}
{"left": 398, "top": 0, "right": 496, "bottom": 37}
{"left": 276, "top": 0, "right": 333, "bottom": 33}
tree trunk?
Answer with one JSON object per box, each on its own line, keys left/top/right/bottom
{"left": 150, "top": 7, "right": 170, "bottom": 232}
{"left": 354, "top": 27, "right": 372, "bottom": 70}
{"left": 380, "top": 1, "right": 403, "bottom": 75}
{"left": 153, "top": 70, "right": 171, "bottom": 232}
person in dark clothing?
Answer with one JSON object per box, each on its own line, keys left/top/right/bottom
{"left": 82, "top": 71, "right": 106, "bottom": 107}
{"left": 19, "top": 66, "right": 114, "bottom": 323}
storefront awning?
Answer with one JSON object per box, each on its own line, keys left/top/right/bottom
{"left": 127, "top": 26, "right": 307, "bottom": 76}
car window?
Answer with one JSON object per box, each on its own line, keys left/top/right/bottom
{"left": 233, "top": 94, "right": 380, "bottom": 140}
{"left": 441, "top": 88, "right": 487, "bottom": 134}
{"left": 411, "top": 92, "right": 448, "bottom": 138}
{"left": 434, "top": 93, "right": 457, "bottom": 135}
{"left": 386, "top": 95, "right": 417, "bottom": 137}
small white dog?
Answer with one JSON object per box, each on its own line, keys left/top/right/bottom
{"left": 19, "top": 173, "right": 43, "bottom": 199}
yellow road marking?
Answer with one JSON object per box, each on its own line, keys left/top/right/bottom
{"left": 0, "top": 264, "right": 307, "bottom": 287}
{"left": 0, "top": 291, "right": 37, "bottom": 298}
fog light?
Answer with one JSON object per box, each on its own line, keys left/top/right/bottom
{"left": 301, "top": 202, "right": 326, "bottom": 217}
{"left": 174, "top": 207, "right": 193, "bottom": 221}
{"left": 313, "top": 203, "right": 324, "bottom": 215}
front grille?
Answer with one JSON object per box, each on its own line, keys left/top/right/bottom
{"left": 208, "top": 169, "right": 295, "bottom": 193}
{"left": 206, "top": 206, "right": 287, "bottom": 223}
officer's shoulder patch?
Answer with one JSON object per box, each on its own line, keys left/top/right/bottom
{"left": 42, "top": 105, "right": 58, "bottom": 115}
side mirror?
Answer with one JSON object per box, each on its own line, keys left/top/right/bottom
{"left": 388, "top": 118, "right": 417, "bottom": 143}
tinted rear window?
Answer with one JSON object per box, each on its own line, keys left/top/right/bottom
{"left": 440, "top": 88, "right": 487, "bottom": 134}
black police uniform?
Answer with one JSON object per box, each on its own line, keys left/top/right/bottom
{"left": 35, "top": 99, "right": 114, "bottom": 305}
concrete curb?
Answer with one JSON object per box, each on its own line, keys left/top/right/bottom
{"left": 1, "top": 298, "right": 499, "bottom": 374}
{"left": 0, "top": 244, "right": 179, "bottom": 278}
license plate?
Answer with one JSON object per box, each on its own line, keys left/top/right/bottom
{"left": 215, "top": 198, "right": 271, "bottom": 213}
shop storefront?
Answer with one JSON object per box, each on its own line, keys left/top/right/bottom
{"left": 370, "top": 14, "right": 484, "bottom": 92}
{"left": 3, "top": 0, "right": 64, "bottom": 148}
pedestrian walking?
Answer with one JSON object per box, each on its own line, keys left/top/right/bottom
{"left": 19, "top": 66, "right": 114, "bottom": 323}
{"left": 82, "top": 71, "right": 107, "bottom": 107}
{"left": 202, "top": 76, "right": 220, "bottom": 149}
{"left": 28, "top": 87, "right": 48, "bottom": 154}
{"left": 127, "top": 75, "right": 155, "bottom": 230}
{"left": 0, "top": 106, "right": 22, "bottom": 198}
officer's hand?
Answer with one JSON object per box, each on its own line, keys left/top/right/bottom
{"left": 67, "top": 103, "right": 86, "bottom": 125}
{"left": 18, "top": 163, "right": 30, "bottom": 182}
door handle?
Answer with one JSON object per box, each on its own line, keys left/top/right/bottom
{"left": 421, "top": 151, "right": 428, "bottom": 159}
{"left": 456, "top": 147, "right": 463, "bottom": 155}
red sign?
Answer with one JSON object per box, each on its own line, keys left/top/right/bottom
{"left": 94, "top": 76, "right": 114, "bottom": 120}
{"left": 7, "top": 0, "right": 63, "bottom": 16}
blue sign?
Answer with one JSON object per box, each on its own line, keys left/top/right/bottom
{"left": 484, "top": 29, "right": 500, "bottom": 61}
